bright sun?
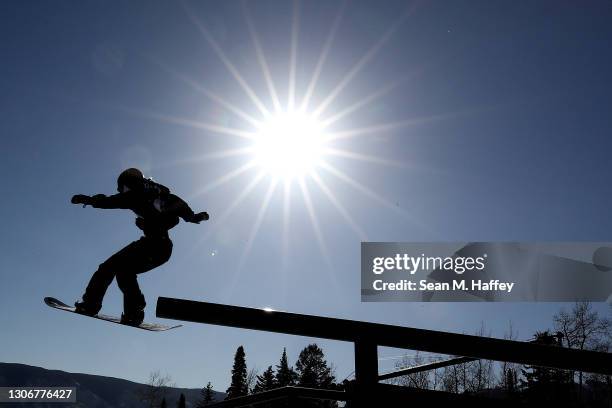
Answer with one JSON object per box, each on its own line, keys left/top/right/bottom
{"left": 157, "top": 0, "right": 415, "bottom": 259}
{"left": 252, "top": 111, "right": 327, "bottom": 179}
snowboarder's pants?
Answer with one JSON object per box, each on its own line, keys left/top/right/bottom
{"left": 82, "top": 236, "right": 173, "bottom": 313}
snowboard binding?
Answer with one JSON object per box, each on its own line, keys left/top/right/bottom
{"left": 74, "top": 300, "right": 101, "bottom": 316}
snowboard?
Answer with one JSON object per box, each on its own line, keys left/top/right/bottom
{"left": 44, "top": 297, "right": 181, "bottom": 331}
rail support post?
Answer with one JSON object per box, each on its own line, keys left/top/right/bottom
{"left": 354, "top": 340, "right": 377, "bottom": 407}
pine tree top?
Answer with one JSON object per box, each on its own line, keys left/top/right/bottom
{"left": 275, "top": 348, "right": 297, "bottom": 387}
{"left": 295, "top": 343, "right": 336, "bottom": 389}
{"left": 254, "top": 365, "right": 277, "bottom": 393}
{"left": 226, "top": 346, "right": 249, "bottom": 399}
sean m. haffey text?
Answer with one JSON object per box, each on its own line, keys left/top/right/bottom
{"left": 371, "top": 253, "right": 515, "bottom": 293}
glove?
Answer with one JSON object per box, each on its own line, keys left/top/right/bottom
{"left": 71, "top": 194, "right": 106, "bottom": 207}
{"left": 71, "top": 194, "right": 91, "bottom": 206}
{"left": 193, "top": 212, "right": 209, "bottom": 223}
{"left": 135, "top": 217, "right": 146, "bottom": 231}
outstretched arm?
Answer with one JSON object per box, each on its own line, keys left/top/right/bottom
{"left": 71, "top": 193, "right": 132, "bottom": 209}
{"left": 171, "top": 195, "right": 209, "bottom": 224}
{"left": 183, "top": 211, "right": 209, "bottom": 224}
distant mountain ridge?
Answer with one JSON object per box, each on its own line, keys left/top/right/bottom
{"left": 0, "top": 362, "right": 224, "bottom": 407}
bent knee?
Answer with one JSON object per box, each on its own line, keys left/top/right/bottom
{"left": 96, "top": 261, "right": 115, "bottom": 275}
{"left": 115, "top": 271, "right": 136, "bottom": 287}
{"left": 152, "top": 242, "right": 173, "bottom": 265}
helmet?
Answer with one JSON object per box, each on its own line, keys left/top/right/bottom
{"left": 117, "top": 168, "right": 144, "bottom": 193}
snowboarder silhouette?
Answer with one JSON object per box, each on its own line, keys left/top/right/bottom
{"left": 71, "top": 168, "right": 209, "bottom": 325}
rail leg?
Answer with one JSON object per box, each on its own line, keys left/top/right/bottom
{"left": 354, "top": 341, "right": 377, "bottom": 408}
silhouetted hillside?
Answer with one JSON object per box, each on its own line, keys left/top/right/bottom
{"left": 0, "top": 362, "right": 224, "bottom": 407}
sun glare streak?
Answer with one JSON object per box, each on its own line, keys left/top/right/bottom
{"left": 213, "top": 171, "right": 266, "bottom": 225}
{"left": 281, "top": 179, "right": 292, "bottom": 271}
{"left": 198, "top": 171, "right": 267, "bottom": 246}
{"left": 243, "top": 1, "right": 282, "bottom": 112}
{"left": 185, "top": 171, "right": 266, "bottom": 273}
{"left": 238, "top": 178, "right": 279, "bottom": 269}
{"left": 279, "top": 179, "right": 292, "bottom": 305}
{"left": 154, "top": 148, "right": 254, "bottom": 170}
{"left": 323, "top": 148, "right": 406, "bottom": 168}
{"left": 312, "top": 8, "right": 412, "bottom": 118}
{"left": 318, "top": 161, "right": 408, "bottom": 218}
{"left": 310, "top": 170, "right": 367, "bottom": 241}
{"left": 300, "top": 0, "right": 347, "bottom": 112}
{"left": 123, "top": 108, "right": 256, "bottom": 140}
{"left": 321, "top": 76, "right": 407, "bottom": 127}
{"left": 287, "top": 0, "right": 300, "bottom": 111}
{"left": 192, "top": 160, "right": 258, "bottom": 197}
{"left": 206, "top": 174, "right": 273, "bottom": 301}
{"left": 298, "top": 178, "right": 331, "bottom": 265}
{"left": 149, "top": 57, "right": 262, "bottom": 128}
{"left": 325, "top": 111, "right": 468, "bottom": 142}
{"left": 181, "top": 0, "right": 271, "bottom": 118}
{"left": 325, "top": 119, "right": 424, "bottom": 142}
{"left": 318, "top": 161, "right": 434, "bottom": 234}
{"left": 298, "top": 178, "right": 341, "bottom": 291}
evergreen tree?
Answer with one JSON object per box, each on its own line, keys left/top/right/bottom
{"left": 198, "top": 382, "right": 214, "bottom": 407}
{"left": 502, "top": 367, "right": 519, "bottom": 402}
{"left": 295, "top": 344, "right": 336, "bottom": 389}
{"left": 275, "top": 348, "right": 297, "bottom": 387}
{"left": 505, "top": 367, "right": 517, "bottom": 394}
{"left": 253, "top": 366, "right": 277, "bottom": 393}
{"left": 520, "top": 331, "right": 571, "bottom": 404}
{"left": 177, "top": 393, "right": 185, "bottom": 408}
{"left": 226, "top": 346, "right": 249, "bottom": 399}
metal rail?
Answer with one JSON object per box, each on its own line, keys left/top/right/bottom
{"left": 156, "top": 297, "right": 612, "bottom": 376}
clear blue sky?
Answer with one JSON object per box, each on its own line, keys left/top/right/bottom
{"left": 1, "top": 0, "right": 611, "bottom": 391}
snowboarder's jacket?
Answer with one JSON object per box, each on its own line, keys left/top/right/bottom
{"left": 89, "top": 180, "right": 200, "bottom": 238}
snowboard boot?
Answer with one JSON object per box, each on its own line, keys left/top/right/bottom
{"left": 120, "top": 309, "right": 145, "bottom": 326}
{"left": 74, "top": 300, "right": 101, "bottom": 316}
{"left": 121, "top": 294, "right": 146, "bottom": 326}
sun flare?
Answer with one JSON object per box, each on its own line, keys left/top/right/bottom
{"left": 154, "top": 1, "right": 419, "bottom": 267}
{"left": 252, "top": 111, "right": 327, "bottom": 179}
